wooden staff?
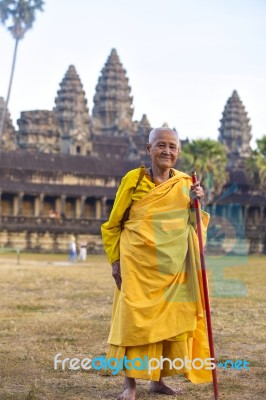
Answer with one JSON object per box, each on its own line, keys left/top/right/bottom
{"left": 191, "top": 171, "right": 219, "bottom": 400}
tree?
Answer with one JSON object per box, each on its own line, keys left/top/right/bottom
{"left": 179, "top": 139, "right": 228, "bottom": 205}
{"left": 0, "top": 0, "right": 44, "bottom": 145}
{"left": 246, "top": 135, "right": 266, "bottom": 190}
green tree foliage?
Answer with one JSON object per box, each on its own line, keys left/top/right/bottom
{"left": 0, "top": 0, "right": 44, "bottom": 143}
{"left": 179, "top": 139, "right": 228, "bottom": 204}
{"left": 246, "top": 135, "right": 266, "bottom": 189}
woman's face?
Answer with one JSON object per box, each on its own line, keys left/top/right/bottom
{"left": 147, "top": 130, "right": 180, "bottom": 170}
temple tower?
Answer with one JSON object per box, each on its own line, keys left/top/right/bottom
{"left": 135, "top": 114, "right": 151, "bottom": 137}
{"left": 92, "top": 49, "right": 134, "bottom": 136}
{"left": 132, "top": 114, "right": 152, "bottom": 159}
{"left": 0, "top": 97, "right": 17, "bottom": 151}
{"left": 54, "top": 65, "right": 91, "bottom": 155}
{"left": 218, "top": 90, "right": 252, "bottom": 167}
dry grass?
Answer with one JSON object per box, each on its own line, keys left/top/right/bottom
{"left": 0, "top": 253, "right": 265, "bottom": 400}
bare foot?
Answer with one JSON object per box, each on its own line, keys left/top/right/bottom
{"left": 117, "top": 377, "right": 136, "bottom": 400}
{"left": 150, "top": 378, "right": 182, "bottom": 395}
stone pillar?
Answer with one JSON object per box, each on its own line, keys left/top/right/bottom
{"left": 239, "top": 204, "right": 243, "bottom": 221}
{"left": 13, "top": 195, "right": 19, "bottom": 216}
{"left": 95, "top": 198, "right": 101, "bottom": 219}
{"left": 40, "top": 193, "right": 44, "bottom": 216}
{"left": 221, "top": 203, "right": 227, "bottom": 221}
{"left": 14, "top": 192, "right": 24, "bottom": 216}
{"left": 61, "top": 195, "right": 66, "bottom": 217}
{"left": 101, "top": 197, "right": 107, "bottom": 220}
{"left": 252, "top": 206, "right": 259, "bottom": 225}
{"left": 34, "top": 193, "right": 44, "bottom": 217}
{"left": 34, "top": 197, "right": 40, "bottom": 217}
{"left": 244, "top": 205, "right": 249, "bottom": 224}
{"left": 259, "top": 206, "right": 264, "bottom": 224}
{"left": 228, "top": 204, "right": 233, "bottom": 221}
{"left": 75, "top": 198, "right": 81, "bottom": 218}
{"left": 18, "top": 192, "right": 24, "bottom": 216}
{"left": 55, "top": 197, "right": 61, "bottom": 214}
{"left": 80, "top": 196, "right": 86, "bottom": 218}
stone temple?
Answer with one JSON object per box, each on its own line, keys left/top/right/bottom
{"left": 0, "top": 49, "right": 265, "bottom": 254}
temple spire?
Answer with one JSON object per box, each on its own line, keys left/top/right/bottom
{"left": 92, "top": 48, "right": 134, "bottom": 136}
{"left": 54, "top": 65, "right": 91, "bottom": 155}
{"left": 218, "top": 90, "right": 252, "bottom": 167}
{"left": 135, "top": 114, "right": 151, "bottom": 137}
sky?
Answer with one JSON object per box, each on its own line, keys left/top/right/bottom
{"left": 0, "top": 0, "right": 266, "bottom": 147}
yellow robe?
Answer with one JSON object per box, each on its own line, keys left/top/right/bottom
{"left": 101, "top": 168, "right": 212, "bottom": 383}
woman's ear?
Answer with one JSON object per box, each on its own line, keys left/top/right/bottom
{"left": 146, "top": 143, "right": 151, "bottom": 155}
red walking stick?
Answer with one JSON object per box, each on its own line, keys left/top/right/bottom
{"left": 191, "top": 171, "right": 219, "bottom": 400}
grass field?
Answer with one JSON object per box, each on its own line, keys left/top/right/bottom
{"left": 0, "top": 253, "right": 265, "bottom": 400}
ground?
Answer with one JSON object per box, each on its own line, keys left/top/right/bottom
{"left": 0, "top": 253, "right": 265, "bottom": 400}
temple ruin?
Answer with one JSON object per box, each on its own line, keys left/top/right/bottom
{"left": 0, "top": 49, "right": 265, "bottom": 254}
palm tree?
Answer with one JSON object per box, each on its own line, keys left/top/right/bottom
{"left": 246, "top": 135, "right": 266, "bottom": 190}
{"left": 0, "top": 0, "right": 44, "bottom": 145}
{"left": 179, "top": 138, "right": 228, "bottom": 205}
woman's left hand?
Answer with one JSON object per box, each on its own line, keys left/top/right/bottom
{"left": 190, "top": 180, "right": 204, "bottom": 200}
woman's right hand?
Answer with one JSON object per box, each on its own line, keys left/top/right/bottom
{"left": 112, "top": 260, "right": 122, "bottom": 290}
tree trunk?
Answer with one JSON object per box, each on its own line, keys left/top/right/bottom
{"left": 0, "top": 38, "right": 19, "bottom": 148}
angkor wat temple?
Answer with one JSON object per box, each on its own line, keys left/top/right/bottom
{"left": 0, "top": 49, "right": 265, "bottom": 254}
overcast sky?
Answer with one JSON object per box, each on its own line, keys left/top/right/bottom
{"left": 0, "top": 0, "right": 265, "bottom": 147}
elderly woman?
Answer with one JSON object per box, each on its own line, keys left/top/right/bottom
{"left": 101, "top": 127, "right": 211, "bottom": 400}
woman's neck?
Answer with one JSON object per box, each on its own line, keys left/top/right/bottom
{"left": 150, "top": 165, "right": 171, "bottom": 183}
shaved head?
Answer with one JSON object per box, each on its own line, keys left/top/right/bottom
{"left": 149, "top": 127, "right": 180, "bottom": 145}
{"left": 146, "top": 127, "right": 180, "bottom": 170}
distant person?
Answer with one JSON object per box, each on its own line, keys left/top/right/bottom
{"left": 49, "top": 209, "right": 61, "bottom": 224}
{"left": 68, "top": 236, "right": 77, "bottom": 262}
{"left": 78, "top": 240, "right": 88, "bottom": 261}
{"left": 49, "top": 209, "right": 56, "bottom": 219}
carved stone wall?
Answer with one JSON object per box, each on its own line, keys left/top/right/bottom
{"left": 17, "top": 110, "right": 59, "bottom": 152}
